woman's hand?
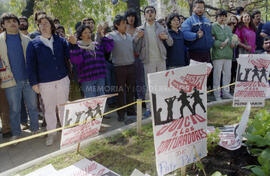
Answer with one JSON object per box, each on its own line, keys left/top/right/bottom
{"left": 68, "top": 35, "right": 77, "bottom": 45}
{"left": 32, "top": 85, "right": 40, "bottom": 94}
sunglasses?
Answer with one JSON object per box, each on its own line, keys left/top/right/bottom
{"left": 145, "top": 9, "right": 155, "bottom": 14}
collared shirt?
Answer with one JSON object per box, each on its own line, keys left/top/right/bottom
{"left": 146, "top": 22, "right": 162, "bottom": 61}
{"left": 116, "top": 31, "right": 127, "bottom": 40}
{"left": 40, "top": 35, "right": 54, "bottom": 53}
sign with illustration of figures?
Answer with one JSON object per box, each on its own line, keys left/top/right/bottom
{"left": 58, "top": 158, "right": 120, "bottom": 176}
{"left": 60, "top": 96, "right": 107, "bottom": 148}
{"left": 233, "top": 54, "right": 270, "bottom": 107}
{"left": 148, "top": 64, "right": 208, "bottom": 176}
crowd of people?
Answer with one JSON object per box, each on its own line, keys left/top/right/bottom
{"left": 1, "top": 0, "right": 270, "bottom": 146}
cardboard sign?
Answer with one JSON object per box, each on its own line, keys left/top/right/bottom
{"left": 25, "top": 164, "right": 58, "bottom": 176}
{"left": 207, "top": 103, "right": 251, "bottom": 150}
{"left": 233, "top": 54, "right": 270, "bottom": 107}
{"left": 60, "top": 96, "right": 107, "bottom": 148}
{"left": 58, "top": 158, "right": 120, "bottom": 176}
{"left": 148, "top": 64, "right": 208, "bottom": 176}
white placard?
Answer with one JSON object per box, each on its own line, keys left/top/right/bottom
{"left": 233, "top": 54, "right": 270, "bottom": 107}
{"left": 218, "top": 102, "right": 251, "bottom": 150}
{"left": 148, "top": 64, "right": 208, "bottom": 176}
{"left": 60, "top": 96, "right": 107, "bottom": 148}
{"left": 58, "top": 158, "right": 120, "bottom": 176}
{"left": 25, "top": 164, "right": 58, "bottom": 176}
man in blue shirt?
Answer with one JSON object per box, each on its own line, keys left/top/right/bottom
{"left": 0, "top": 13, "right": 39, "bottom": 142}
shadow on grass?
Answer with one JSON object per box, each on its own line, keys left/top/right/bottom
{"left": 79, "top": 148, "right": 156, "bottom": 176}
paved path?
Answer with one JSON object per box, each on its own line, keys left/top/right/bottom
{"left": 0, "top": 109, "right": 128, "bottom": 174}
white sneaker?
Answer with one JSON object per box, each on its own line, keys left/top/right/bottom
{"left": 215, "top": 97, "right": 222, "bottom": 101}
{"left": 46, "top": 135, "right": 54, "bottom": 146}
{"left": 9, "top": 136, "right": 20, "bottom": 145}
{"left": 223, "top": 93, "right": 233, "bottom": 99}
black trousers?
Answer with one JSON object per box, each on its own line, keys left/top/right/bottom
{"left": 114, "top": 64, "right": 136, "bottom": 118}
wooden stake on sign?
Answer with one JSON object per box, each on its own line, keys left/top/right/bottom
{"left": 136, "top": 99, "right": 142, "bottom": 135}
{"left": 181, "top": 166, "right": 186, "bottom": 176}
{"left": 193, "top": 145, "right": 207, "bottom": 176}
{"left": 76, "top": 142, "right": 81, "bottom": 153}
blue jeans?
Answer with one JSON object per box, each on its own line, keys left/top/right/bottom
{"left": 105, "top": 61, "right": 116, "bottom": 104}
{"left": 5, "top": 80, "right": 39, "bottom": 136}
{"left": 21, "top": 97, "right": 28, "bottom": 124}
{"left": 81, "top": 78, "right": 105, "bottom": 98}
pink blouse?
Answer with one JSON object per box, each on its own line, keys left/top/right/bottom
{"left": 235, "top": 26, "right": 256, "bottom": 53}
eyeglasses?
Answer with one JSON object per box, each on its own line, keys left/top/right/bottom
{"left": 145, "top": 9, "right": 155, "bottom": 14}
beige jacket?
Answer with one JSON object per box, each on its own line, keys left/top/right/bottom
{"left": 133, "top": 22, "right": 173, "bottom": 64}
{"left": 0, "top": 32, "right": 30, "bottom": 88}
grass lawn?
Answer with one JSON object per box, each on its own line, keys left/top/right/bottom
{"left": 17, "top": 100, "right": 270, "bottom": 176}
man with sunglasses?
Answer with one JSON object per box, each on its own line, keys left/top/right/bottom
{"left": 134, "top": 5, "right": 173, "bottom": 118}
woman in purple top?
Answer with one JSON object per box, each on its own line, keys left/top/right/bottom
{"left": 69, "top": 25, "right": 113, "bottom": 98}
{"left": 235, "top": 13, "right": 256, "bottom": 54}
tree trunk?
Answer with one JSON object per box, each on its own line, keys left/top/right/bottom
{"left": 127, "top": 0, "right": 141, "bottom": 25}
{"left": 22, "top": 0, "right": 35, "bottom": 18}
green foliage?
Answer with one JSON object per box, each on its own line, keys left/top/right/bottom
{"left": 0, "top": 2, "right": 9, "bottom": 16}
{"left": 207, "top": 128, "right": 220, "bottom": 153}
{"left": 245, "top": 110, "right": 270, "bottom": 176}
{"left": 9, "top": 0, "right": 26, "bottom": 16}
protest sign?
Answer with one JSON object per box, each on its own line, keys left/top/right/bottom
{"left": 207, "top": 103, "right": 251, "bottom": 150}
{"left": 148, "top": 64, "right": 208, "bottom": 176}
{"left": 60, "top": 96, "right": 107, "bottom": 148}
{"left": 25, "top": 164, "right": 58, "bottom": 176}
{"left": 233, "top": 54, "right": 270, "bottom": 107}
{"left": 58, "top": 158, "right": 119, "bottom": 176}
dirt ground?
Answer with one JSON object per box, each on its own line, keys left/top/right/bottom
{"left": 187, "top": 146, "right": 257, "bottom": 176}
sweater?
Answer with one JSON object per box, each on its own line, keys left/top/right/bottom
{"left": 182, "top": 14, "right": 214, "bottom": 52}
{"left": 0, "top": 32, "right": 30, "bottom": 88}
{"left": 70, "top": 37, "right": 113, "bottom": 82}
{"left": 107, "top": 31, "right": 135, "bottom": 66}
{"left": 166, "top": 29, "right": 188, "bottom": 67}
{"left": 211, "top": 22, "right": 233, "bottom": 60}
{"left": 133, "top": 22, "right": 173, "bottom": 64}
{"left": 26, "top": 34, "right": 70, "bottom": 86}
{"left": 235, "top": 26, "right": 256, "bottom": 53}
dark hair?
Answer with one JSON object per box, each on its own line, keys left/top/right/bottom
{"left": 124, "top": 8, "right": 139, "bottom": 28}
{"left": 76, "top": 24, "right": 91, "bottom": 40}
{"left": 144, "top": 6, "right": 156, "bottom": 14}
{"left": 264, "top": 35, "right": 270, "bottom": 41}
{"left": 75, "top": 21, "right": 82, "bottom": 31}
{"left": 37, "top": 15, "right": 56, "bottom": 34}
{"left": 56, "top": 25, "right": 65, "bottom": 32}
{"left": 236, "top": 7, "right": 244, "bottom": 15}
{"left": 237, "top": 13, "right": 256, "bottom": 32}
{"left": 251, "top": 10, "right": 261, "bottom": 19}
{"left": 1, "top": 13, "right": 20, "bottom": 26}
{"left": 19, "top": 16, "right": 28, "bottom": 24}
{"left": 193, "top": 0, "right": 205, "bottom": 8}
{"left": 166, "top": 13, "right": 180, "bottom": 29}
{"left": 82, "top": 17, "right": 95, "bottom": 25}
{"left": 113, "top": 14, "right": 126, "bottom": 30}
{"left": 216, "top": 9, "right": 227, "bottom": 19}
{"left": 53, "top": 18, "right": 60, "bottom": 24}
{"left": 34, "top": 11, "right": 46, "bottom": 21}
